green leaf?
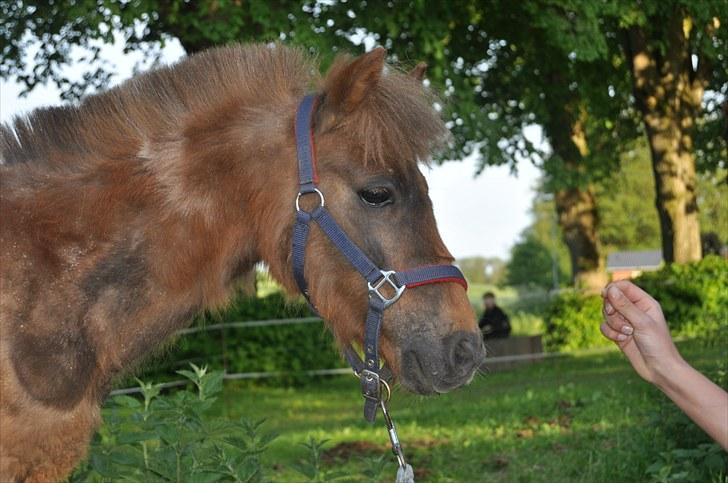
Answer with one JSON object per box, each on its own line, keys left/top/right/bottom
{"left": 114, "top": 431, "right": 159, "bottom": 445}
{"left": 108, "top": 446, "right": 144, "bottom": 467}
{"left": 89, "top": 451, "right": 115, "bottom": 477}
{"left": 111, "top": 395, "right": 142, "bottom": 409}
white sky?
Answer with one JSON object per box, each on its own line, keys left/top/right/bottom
{"left": 0, "top": 37, "right": 541, "bottom": 261}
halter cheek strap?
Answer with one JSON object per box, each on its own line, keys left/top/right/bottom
{"left": 291, "top": 93, "right": 468, "bottom": 423}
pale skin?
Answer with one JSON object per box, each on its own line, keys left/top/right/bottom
{"left": 600, "top": 280, "right": 728, "bottom": 451}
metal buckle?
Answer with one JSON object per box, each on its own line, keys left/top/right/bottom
{"left": 295, "top": 188, "right": 325, "bottom": 212}
{"left": 368, "top": 270, "right": 405, "bottom": 308}
{"left": 360, "top": 369, "right": 382, "bottom": 402}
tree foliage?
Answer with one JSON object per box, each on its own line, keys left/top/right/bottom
{"left": 596, "top": 142, "right": 662, "bottom": 252}
{"left": 319, "top": 1, "right": 641, "bottom": 183}
{"left": 4, "top": 1, "right": 723, "bottom": 173}
{"left": 1, "top": 1, "right": 318, "bottom": 99}
{"left": 505, "top": 233, "right": 563, "bottom": 289}
{"left": 3, "top": 1, "right": 642, "bottom": 175}
{"left": 697, "top": 167, "right": 728, "bottom": 243}
{"left": 4, "top": 1, "right": 725, "bottom": 276}
{"left": 524, "top": 190, "right": 572, "bottom": 281}
{"left": 457, "top": 256, "right": 506, "bottom": 285}
{"left": 318, "top": 1, "right": 646, "bottom": 287}
{"left": 614, "top": 0, "right": 728, "bottom": 173}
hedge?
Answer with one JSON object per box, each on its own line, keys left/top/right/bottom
{"left": 543, "top": 291, "right": 606, "bottom": 352}
{"left": 544, "top": 256, "right": 728, "bottom": 352}
{"left": 633, "top": 255, "right": 728, "bottom": 340}
{"left": 129, "top": 257, "right": 727, "bottom": 377}
{"left": 126, "top": 292, "right": 346, "bottom": 387}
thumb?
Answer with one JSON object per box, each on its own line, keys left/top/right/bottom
{"left": 606, "top": 284, "right": 652, "bottom": 330}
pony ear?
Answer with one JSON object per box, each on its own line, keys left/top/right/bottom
{"left": 409, "top": 62, "right": 427, "bottom": 81}
{"left": 323, "top": 47, "right": 386, "bottom": 113}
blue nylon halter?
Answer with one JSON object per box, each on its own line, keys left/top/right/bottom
{"left": 292, "top": 94, "right": 468, "bottom": 423}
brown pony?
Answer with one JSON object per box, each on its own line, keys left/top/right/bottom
{"left": 0, "top": 44, "right": 484, "bottom": 482}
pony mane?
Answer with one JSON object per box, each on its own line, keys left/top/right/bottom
{"left": 322, "top": 55, "right": 449, "bottom": 168}
{"left": 1, "top": 44, "right": 315, "bottom": 167}
{"left": 1, "top": 44, "right": 448, "bottom": 173}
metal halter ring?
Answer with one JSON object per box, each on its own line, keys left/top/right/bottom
{"left": 368, "top": 270, "right": 406, "bottom": 309}
{"left": 379, "top": 378, "right": 392, "bottom": 403}
{"left": 295, "top": 188, "right": 325, "bottom": 212}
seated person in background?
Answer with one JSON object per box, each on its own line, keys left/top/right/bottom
{"left": 479, "top": 291, "right": 511, "bottom": 339}
{"left": 600, "top": 280, "right": 728, "bottom": 451}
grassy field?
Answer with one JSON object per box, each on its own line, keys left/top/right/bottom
{"left": 203, "top": 339, "right": 725, "bottom": 482}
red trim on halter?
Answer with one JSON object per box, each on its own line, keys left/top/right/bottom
{"left": 405, "top": 277, "right": 468, "bottom": 290}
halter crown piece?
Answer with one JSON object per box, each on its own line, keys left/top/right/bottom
{"left": 291, "top": 94, "right": 468, "bottom": 479}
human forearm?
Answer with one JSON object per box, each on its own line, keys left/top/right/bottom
{"left": 655, "top": 358, "right": 728, "bottom": 451}
{"left": 601, "top": 282, "right": 728, "bottom": 450}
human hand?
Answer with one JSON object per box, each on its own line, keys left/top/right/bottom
{"left": 600, "top": 280, "right": 684, "bottom": 386}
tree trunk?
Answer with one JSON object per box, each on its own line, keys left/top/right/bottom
{"left": 554, "top": 186, "right": 606, "bottom": 289}
{"left": 624, "top": 15, "right": 706, "bottom": 263}
{"left": 543, "top": 96, "right": 606, "bottom": 290}
{"left": 643, "top": 119, "right": 702, "bottom": 263}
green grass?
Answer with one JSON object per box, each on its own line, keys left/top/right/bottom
{"left": 204, "top": 340, "right": 724, "bottom": 482}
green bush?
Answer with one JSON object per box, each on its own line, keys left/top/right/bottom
{"left": 543, "top": 291, "right": 607, "bottom": 352}
{"left": 544, "top": 256, "right": 728, "bottom": 352}
{"left": 73, "top": 365, "right": 378, "bottom": 483}
{"left": 646, "top": 443, "right": 727, "bottom": 482}
{"left": 503, "top": 287, "right": 553, "bottom": 316}
{"left": 509, "top": 310, "right": 546, "bottom": 336}
{"left": 127, "top": 292, "right": 345, "bottom": 387}
{"left": 71, "top": 365, "right": 277, "bottom": 482}
{"left": 634, "top": 255, "right": 728, "bottom": 340}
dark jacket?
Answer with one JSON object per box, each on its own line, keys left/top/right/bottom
{"left": 479, "top": 306, "right": 511, "bottom": 339}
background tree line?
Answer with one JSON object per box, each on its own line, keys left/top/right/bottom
{"left": 502, "top": 141, "right": 727, "bottom": 290}
{"left": 2, "top": 0, "right": 726, "bottom": 289}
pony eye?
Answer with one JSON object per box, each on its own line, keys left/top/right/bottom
{"left": 359, "top": 187, "right": 393, "bottom": 207}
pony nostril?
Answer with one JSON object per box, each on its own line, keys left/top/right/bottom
{"left": 452, "top": 339, "right": 473, "bottom": 366}
{"left": 446, "top": 332, "right": 483, "bottom": 373}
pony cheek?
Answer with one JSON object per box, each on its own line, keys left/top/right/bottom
{"left": 305, "top": 263, "right": 367, "bottom": 345}
{"left": 378, "top": 335, "right": 401, "bottom": 377}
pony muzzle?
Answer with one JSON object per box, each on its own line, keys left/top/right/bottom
{"left": 400, "top": 331, "right": 485, "bottom": 395}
